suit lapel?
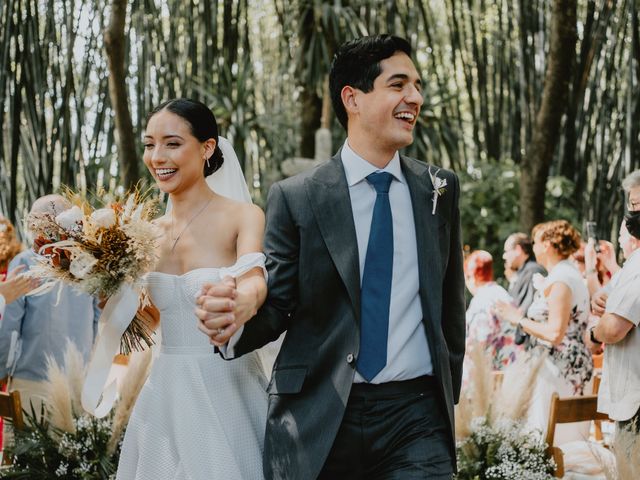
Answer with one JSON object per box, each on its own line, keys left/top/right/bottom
{"left": 306, "top": 154, "right": 361, "bottom": 321}
{"left": 401, "top": 157, "right": 442, "bottom": 332}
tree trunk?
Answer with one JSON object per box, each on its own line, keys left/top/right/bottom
{"left": 299, "top": 89, "right": 322, "bottom": 158}
{"left": 104, "top": 0, "right": 139, "bottom": 190}
{"left": 519, "top": 0, "right": 577, "bottom": 232}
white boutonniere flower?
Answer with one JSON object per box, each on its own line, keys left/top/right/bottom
{"left": 428, "top": 167, "right": 447, "bottom": 215}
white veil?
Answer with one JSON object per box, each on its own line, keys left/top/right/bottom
{"left": 206, "top": 137, "right": 252, "bottom": 202}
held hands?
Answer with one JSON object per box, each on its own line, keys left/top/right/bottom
{"left": 493, "top": 300, "right": 523, "bottom": 326}
{"left": 196, "top": 276, "right": 240, "bottom": 346}
{"left": 0, "top": 265, "right": 39, "bottom": 305}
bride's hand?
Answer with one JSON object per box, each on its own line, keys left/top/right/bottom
{"left": 195, "top": 276, "right": 239, "bottom": 345}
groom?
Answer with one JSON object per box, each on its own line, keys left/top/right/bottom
{"left": 198, "top": 34, "right": 465, "bottom": 479}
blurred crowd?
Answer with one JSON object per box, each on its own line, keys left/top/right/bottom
{"left": 463, "top": 169, "right": 640, "bottom": 446}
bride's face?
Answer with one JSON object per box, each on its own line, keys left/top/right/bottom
{"left": 143, "top": 110, "right": 207, "bottom": 194}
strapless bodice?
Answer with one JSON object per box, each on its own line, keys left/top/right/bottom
{"left": 145, "top": 253, "right": 266, "bottom": 350}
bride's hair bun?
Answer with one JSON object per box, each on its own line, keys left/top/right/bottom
{"left": 147, "top": 98, "right": 225, "bottom": 177}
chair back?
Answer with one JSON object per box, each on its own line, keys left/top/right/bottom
{"left": 545, "top": 392, "right": 610, "bottom": 477}
{"left": 0, "top": 390, "right": 23, "bottom": 431}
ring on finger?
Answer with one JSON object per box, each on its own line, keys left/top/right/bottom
{"left": 217, "top": 327, "right": 225, "bottom": 335}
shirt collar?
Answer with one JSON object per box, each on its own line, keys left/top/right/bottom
{"left": 340, "top": 140, "right": 405, "bottom": 187}
{"left": 624, "top": 247, "right": 640, "bottom": 265}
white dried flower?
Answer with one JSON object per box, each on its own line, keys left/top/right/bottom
{"left": 55, "top": 206, "right": 84, "bottom": 230}
{"left": 90, "top": 208, "right": 116, "bottom": 229}
{"left": 69, "top": 252, "right": 98, "bottom": 279}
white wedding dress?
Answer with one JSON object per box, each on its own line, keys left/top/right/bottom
{"left": 116, "top": 253, "right": 269, "bottom": 480}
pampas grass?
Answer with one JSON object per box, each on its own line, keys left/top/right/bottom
{"left": 456, "top": 341, "right": 546, "bottom": 440}
{"left": 43, "top": 353, "right": 77, "bottom": 433}
{"left": 62, "top": 340, "right": 86, "bottom": 416}
{"left": 107, "top": 349, "right": 152, "bottom": 454}
{"left": 492, "top": 353, "right": 546, "bottom": 421}
{"left": 601, "top": 423, "right": 640, "bottom": 480}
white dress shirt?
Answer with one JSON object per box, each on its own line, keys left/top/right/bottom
{"left": 598, "top": 248, "right": 640, "bottom": 420}
{"left": 341, "top": 141, "right": 433, "bottom": 383}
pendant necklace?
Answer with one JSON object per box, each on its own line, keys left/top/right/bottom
{"left": 170, "top": 196, "right": 214, "bottom": 252}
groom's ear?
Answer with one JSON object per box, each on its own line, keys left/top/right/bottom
{"left": 341, "top": 86, "right": 359, "bottom": 117}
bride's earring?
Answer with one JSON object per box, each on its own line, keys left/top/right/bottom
{"left": 205, "top": 155, "right": 210, "bottom": 169}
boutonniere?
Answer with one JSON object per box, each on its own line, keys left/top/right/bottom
{"left": 428, "top": 167, "right": 447, "bottom": 215}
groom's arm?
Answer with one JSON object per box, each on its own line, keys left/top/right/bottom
{"left": 440, "top": 172, "right": 466, "bottom": 404}
{"left": 231, "top": 182, "right": 300, "bottom": 356}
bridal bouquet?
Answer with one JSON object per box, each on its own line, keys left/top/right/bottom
{"left": 26, "top": 189, "right": 159, "bottom": 354}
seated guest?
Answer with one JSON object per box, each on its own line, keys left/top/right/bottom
{"left": 464, "top": 250, "right": 520, "bottom": 375}
{"left": 495, "top": 220, "right": 593, "bottom": 443}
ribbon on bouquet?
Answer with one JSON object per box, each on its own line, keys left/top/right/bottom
{"left": 81, "top": 283, "right": 141, "bottom": 418}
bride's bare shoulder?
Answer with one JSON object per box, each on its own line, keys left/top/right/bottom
{"left": 218, "top": 195, "right": 263, "bottom": 217}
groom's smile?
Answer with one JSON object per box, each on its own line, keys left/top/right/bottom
{"left": 349, "top": 51, "right": 424, "bottom": 159}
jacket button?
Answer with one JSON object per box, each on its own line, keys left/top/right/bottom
{"left": 346, "top": 353, "right": 355, "bottom": 364}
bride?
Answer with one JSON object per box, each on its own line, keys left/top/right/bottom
{"left": 116, "top": 98, "right": 270, "bottom": 479}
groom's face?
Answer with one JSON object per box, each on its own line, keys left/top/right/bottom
{"left": 350, "top": 52, "right": 423, "bottom": 151}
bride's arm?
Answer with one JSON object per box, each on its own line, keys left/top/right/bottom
{"left": 232, "top": 203, "right": 267, "bottom": 325}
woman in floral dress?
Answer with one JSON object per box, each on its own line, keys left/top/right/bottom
{"left": 495, "top": 220, "right": 593, "bottom": 444}
{"left": 463, "top": 250, "right": 521, "bottom": 385}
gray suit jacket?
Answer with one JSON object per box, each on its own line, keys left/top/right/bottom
{"left": 234, "top": 152, "right": 466, "bottom": 480}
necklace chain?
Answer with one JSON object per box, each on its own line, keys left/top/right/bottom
{"left": 170, "top": 196, "right": 214, "bottom": 252}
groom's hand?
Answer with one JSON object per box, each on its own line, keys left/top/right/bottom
{"left": 196, "top": 276, "right": 238, "bottom": 345}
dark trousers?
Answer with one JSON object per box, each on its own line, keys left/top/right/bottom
{"left": 318, "top": 376, "right": 453, "bottom": 480}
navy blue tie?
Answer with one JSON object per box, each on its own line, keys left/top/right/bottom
{"left": 357, "top": 172, "right": 394, "bottom": 381}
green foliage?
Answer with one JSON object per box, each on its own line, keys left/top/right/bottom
{"left": 459, "top": 159, "right": 520, "bottom": 276}
{"left": 460, "top": 159, "right": 581, "bottom": 277}
{"left": 455, "top": 417, "right": 555, "bottom": 480}
{"left": 1, "top": 405, "right": 120, "bottom": 479}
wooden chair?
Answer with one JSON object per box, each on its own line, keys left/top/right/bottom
{"left": 591, "top": 371, "right": 606, "bottom": 441}
{"left": 0, "top": 390, "right": 24, "bottom": 466}
{"left": 545, "top": 392, "right": 610, "bottom": 477}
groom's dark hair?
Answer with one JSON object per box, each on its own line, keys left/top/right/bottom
{"left": 147, "top": 98, "right": 224, "bottom": 176}
{"left": 329, "top": 35, "right": 412, "bottom": 130}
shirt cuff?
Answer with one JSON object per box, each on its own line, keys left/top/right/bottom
{"left": 218, "top": 324, "right": 244, "bottom": 359}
